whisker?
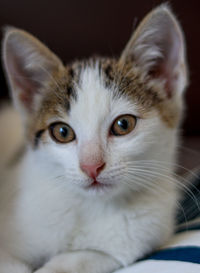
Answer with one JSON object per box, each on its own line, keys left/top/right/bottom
{"left": 124, "top": 159, "right": 200, "bottom": 179}
{"left": 177, "top": 144, "right": 200, "bottom": 156}
{"left": 124, "top": 163, "right": 200, "bottom": 203}
{"left": 126, "top": 168, "right": 200, "bottom": 213}
{"left": 122, "top": 173, "right": 189, "bottom": 229}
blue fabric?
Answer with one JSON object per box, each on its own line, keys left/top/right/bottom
{"left": 176, "top": 223, "right": 200, "bottom": 233}
{"left": 147, "top": 247, "right": 200, "bottom": 264}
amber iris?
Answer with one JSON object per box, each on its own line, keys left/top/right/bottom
{"left": 111, "top": 115, "right": 136, "bottom": 136}
{"left": 49, "top": 123, "right": 75, "bottom": 143}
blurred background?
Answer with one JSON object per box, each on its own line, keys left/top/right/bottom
{"left": 0, "top": 0, "right": 200, "bottom": 167}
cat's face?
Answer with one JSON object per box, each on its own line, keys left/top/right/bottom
{"left": 26, "top": 59, "right": 179, "bottom": 196}
{"left": 2, "top": 5, "right": 188, "bottom": 196}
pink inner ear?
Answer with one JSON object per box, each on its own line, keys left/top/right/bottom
{"left": 148, "top": 27, "right": 182, "bottom": 98}
{"left": 7, "top": 50, "right": 40, "bottom": 111}
{"left": 149, "top": 62, "right": 174, "bottom": 98}
{"left": 18, "top": 90, "right": 34, "bottom": 110}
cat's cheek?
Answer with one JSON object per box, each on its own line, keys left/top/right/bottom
{"left": 36, "top": 139, "right": 89, "bottom": 189}
{"left": 39, "top": 141, "right": 78, "bottom": 172}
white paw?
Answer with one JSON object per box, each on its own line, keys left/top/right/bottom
{"left": 34, "top": 252, "right": 88, "bottom": 273}
{"left": 34, "top": 264, "right": 84, "bottom": 273}
{"left": 34, "top": 251, "right": 119, "bottom": 273}
{"left": 34, "top": 268, "right": 63, "bottom": 273}
{"left": 34, "top": 266, "right": 78, "bottom": 273}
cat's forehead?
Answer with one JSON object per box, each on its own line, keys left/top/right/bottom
{"left": 65, "top": 58, "right": 169, "bottom": 124}
{"left": 29, "top": 57, "right": 178, "bottom": 142}
{"left": 68, "top": 64, "right": 137, "bottom": 136}
{"left": 57, "top": 58, "right": 162, "bottom": 121}
{"left": 69, "top": 58, "right": 164, "bottom": 108}
{"left": 36, "top": 58, "right": 153, "bottom": 119}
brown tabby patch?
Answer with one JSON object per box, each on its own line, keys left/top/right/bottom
{"left": 28, "top": 57, "right": 180, "bottom": 147}
{"left": 101, "top": 58, "right": 180, "bottom": 127}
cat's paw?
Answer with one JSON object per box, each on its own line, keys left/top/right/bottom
{"left": 33, "top": 254, "right": 88, "bottom": 273}
{"left": 34, "top": 251, "right": 119, "bottom": 273}
{"left": 34, "top": 265, "right": 82, "bottom": 273}
{"left": 35, "top": 269, "right": 69, "bottom": 273}
{"left": 34, "top": 264, "right": 87, "bottom": 273}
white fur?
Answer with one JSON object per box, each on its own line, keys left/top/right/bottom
{"left": 0, "top": 4, "right": 187, "bottom": 273}
{"left": 0, "top": 66, "right": 178, "bottom": 273}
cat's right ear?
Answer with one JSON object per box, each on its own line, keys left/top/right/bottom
{"left": 2, "top": 27, "right": 65, "bottom": 118}
{"left": 119, "top": 4, "right": 188, "bottom": 98}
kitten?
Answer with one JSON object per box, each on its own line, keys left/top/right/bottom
{"left": 0, "top": 4, "right": 188, "bottom": 273}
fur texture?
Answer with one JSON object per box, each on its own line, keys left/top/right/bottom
{"left": 0, "top": 4, "right": 188, "bottom": 273}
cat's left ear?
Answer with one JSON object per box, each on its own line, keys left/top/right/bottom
{"left": 119, "top": 4, "right": 188, "bottom": 97}
{"left": 2, "top": 27, "right": 65, "bottom": 117}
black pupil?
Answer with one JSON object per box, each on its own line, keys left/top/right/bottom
{"left": 117, "top": 119, "right": 129, "bottom": 130}
{"left": 59, "top": 126, "right": 69, "bottom": 138}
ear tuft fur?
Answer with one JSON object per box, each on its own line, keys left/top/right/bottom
{"left": 2, "top": 27, "right": 64, "bottom": 119}
{"left": 120, "top": 4, "right": 188, "bottom": 98}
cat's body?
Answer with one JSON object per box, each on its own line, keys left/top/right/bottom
{"left": 0, "top": 5, "right": 187, "bottom": 273}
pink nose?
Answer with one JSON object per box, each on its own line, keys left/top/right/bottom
{"left": 80, "top": 162, "right": 105, "bottom": 178}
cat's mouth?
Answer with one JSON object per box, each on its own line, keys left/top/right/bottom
{"left": 85, "top": 180, "right": 113, "bottom": 192}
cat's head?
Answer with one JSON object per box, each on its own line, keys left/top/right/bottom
{"left": 2, "top": 5, "right": 188, "bottom": 196}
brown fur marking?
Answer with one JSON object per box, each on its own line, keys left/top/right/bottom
{"left": 28, "top": 57, "right": 181, "bottom": 146}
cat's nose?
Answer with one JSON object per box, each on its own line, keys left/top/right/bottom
{"left": 80, "top": 162, "right": 106, "bottom": 178}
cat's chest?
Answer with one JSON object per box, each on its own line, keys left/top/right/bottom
{"left": 0, "top": 166, "right": 174, "bottom": 267}
{"left": 5, "top": 181, "right": 136, "bottom": 264}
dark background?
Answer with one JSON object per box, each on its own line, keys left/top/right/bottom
{"left": 0, "top": 0, "right": 199, "bottom": 135}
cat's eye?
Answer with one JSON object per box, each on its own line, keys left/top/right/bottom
{"left": 49, "top": 122, "right": 75, "bottom": 143}
{"left": 110, "top": 115, "right": 137, "bottom": 136}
